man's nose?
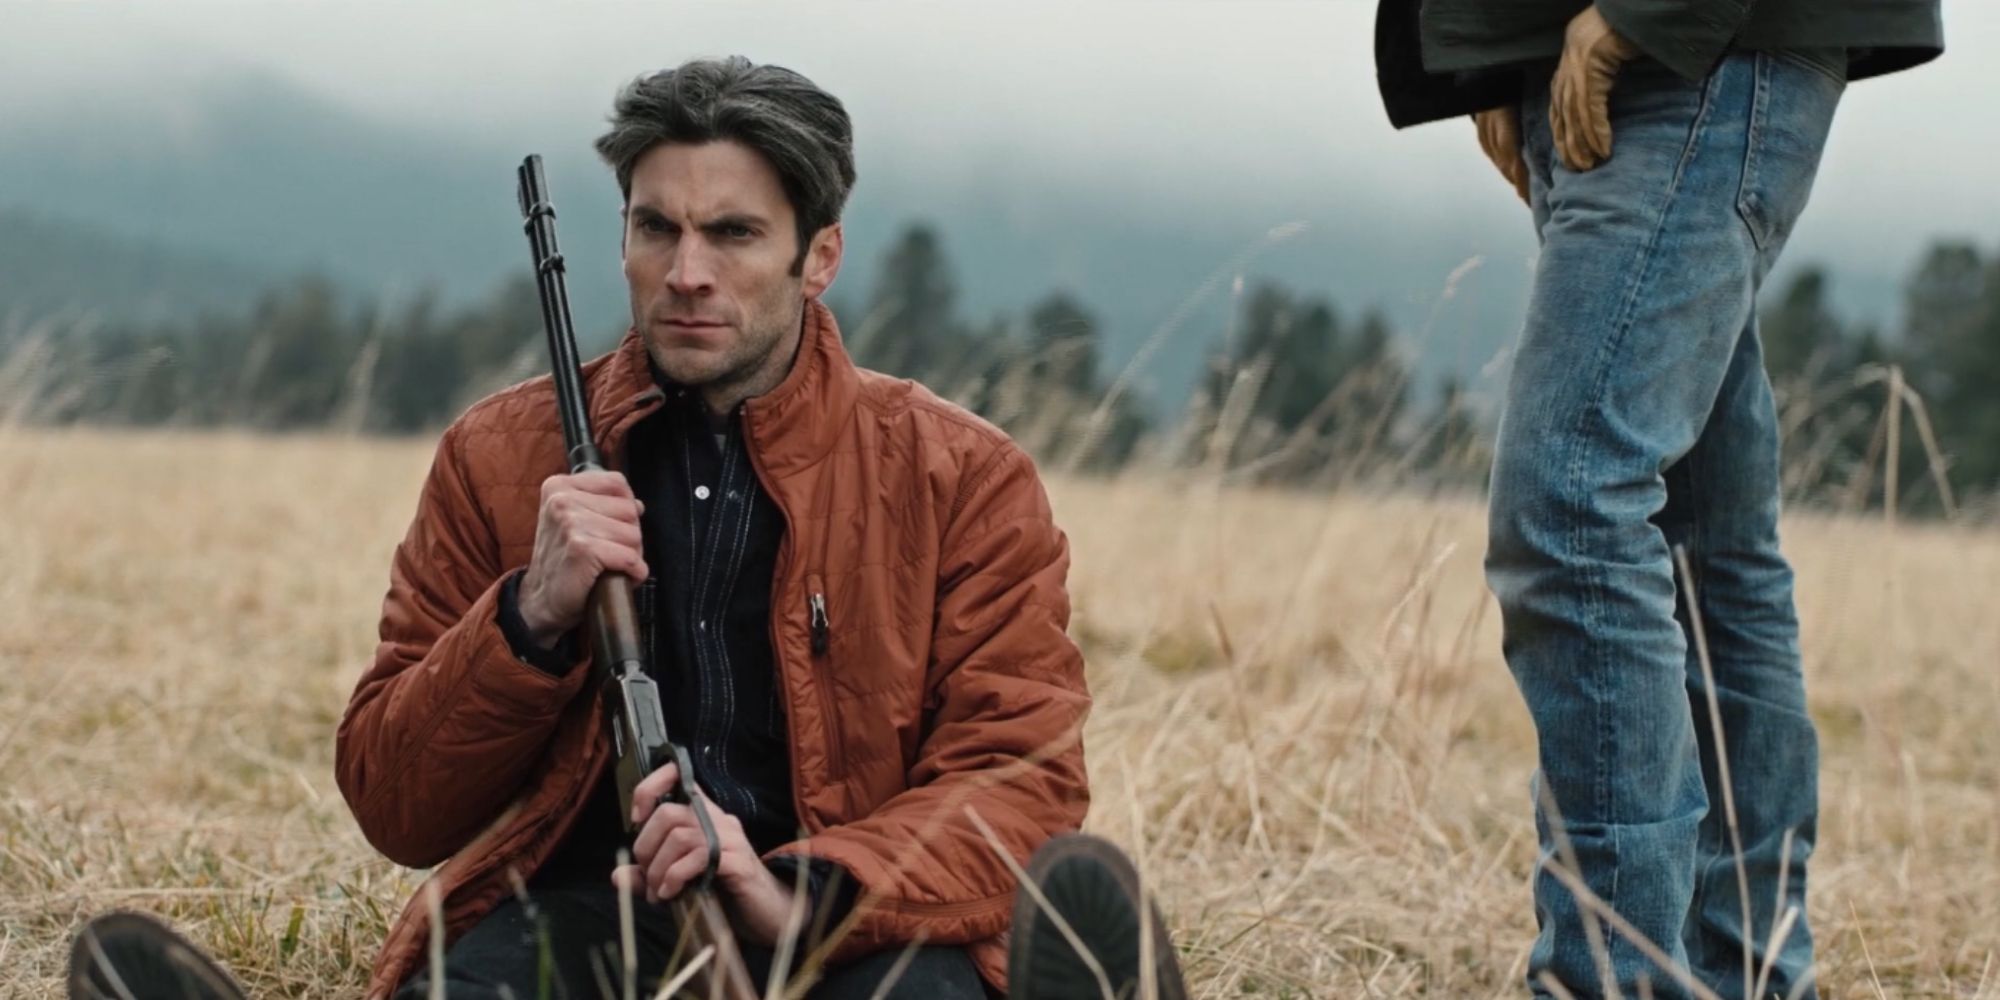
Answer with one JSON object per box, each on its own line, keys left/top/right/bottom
{"left": 665, "top": 238, "right": 716, "bottom": 296}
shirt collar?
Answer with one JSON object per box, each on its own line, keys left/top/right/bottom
{"left": 644, "top": 353, "right": 739, "bottom": 436}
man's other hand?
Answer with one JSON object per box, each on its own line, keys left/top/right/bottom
{"left": 1551, "top": 3, "right": 1640, "bottom": 171}
{"left": 516, "top": 470, "right": 648, "bottom": 649}
{"left": 1475, "top": 106, "right": 1531, "bottom": 205}
{"left": 613, "top": 760, "right": 802, "bottom": 948}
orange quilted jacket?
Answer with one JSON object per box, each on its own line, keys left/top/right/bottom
{"left": 335, "top": 300, "right": 1091, "bottom": 996}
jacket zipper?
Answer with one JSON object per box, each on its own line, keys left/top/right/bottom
{"left": 805, "top": 573, "right": 845, "bottom": 782}
{"left": 809, "top": 591, "right": 830, "bottom": 655}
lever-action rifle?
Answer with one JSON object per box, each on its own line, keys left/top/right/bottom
{"left": 516, "top": 154, "right": 759, "bottom": 1000}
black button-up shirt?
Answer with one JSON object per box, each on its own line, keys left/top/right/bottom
{"left": 629, "top": 385, "right": 795, "bottom": 854}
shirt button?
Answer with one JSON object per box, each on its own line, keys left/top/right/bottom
{"left": 698, "top": 620, "right": 709, "bottom": 631}
{"left": 694, "top": 485, "right": 711, "bottom": 500}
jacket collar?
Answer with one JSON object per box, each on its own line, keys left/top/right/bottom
{"left": 588, "top": 299, "right": 858, "bottom": 478}
{"left": 585, "top": 331, "right": 665, "bottom": 456}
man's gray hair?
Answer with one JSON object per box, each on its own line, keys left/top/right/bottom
{"left": 596, "top": 57, "right": 856, "bottom": 267}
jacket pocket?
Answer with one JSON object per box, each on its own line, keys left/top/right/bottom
{"left": 805, "top": 574, "right": 844, "bottom": 781}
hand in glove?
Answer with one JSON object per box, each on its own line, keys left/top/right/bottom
{"left": 1550, "top": 4, "right": 1641, "bottom": 171}
{"left": 1474, "top": 106, "right": 1531, "bottom": 205}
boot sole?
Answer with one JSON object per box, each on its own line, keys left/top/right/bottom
{"left": 69, "top": 911, "right": 249, "bottom": 1000}
{"left": 1009, "top": 834, "right": 1186, "bottom": 1000}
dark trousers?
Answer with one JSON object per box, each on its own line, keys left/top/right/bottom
{"left": 393, "top": 886, "right": 991, "bottom": 1000}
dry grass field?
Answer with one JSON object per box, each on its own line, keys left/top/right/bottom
{"left": 2, "top": 426, "right": 1996, "bottom": 997}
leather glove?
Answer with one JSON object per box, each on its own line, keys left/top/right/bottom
{"left": 1475, "top": 106, "right": 1531, "bottom": 205}
{"left": 1550, "top": 4, "right": 1641, "bottom": 172}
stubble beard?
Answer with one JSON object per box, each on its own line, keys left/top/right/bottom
{"left": 638, "top": 287, "right": 804, "bottom": 413}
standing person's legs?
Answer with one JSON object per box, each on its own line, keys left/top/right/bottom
{"left": 1488, "top": 51, "right": 1841, "bottom": 999}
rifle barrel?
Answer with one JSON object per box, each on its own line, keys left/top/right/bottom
{"left": 516, "top": 154, "right": 603, "bottom": 474}
{"left": 515, "top": 154, "right": 760, "bottom": 1000}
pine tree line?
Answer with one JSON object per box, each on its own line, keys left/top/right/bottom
{"left": 4, "top": 227, "right": 1997, "bottom": 514}
{"left": 841, "top": 225, "right": 1480, "bottom": 489}
{"left": 1761, "top": 242, "right": 2000, "bottom": 516}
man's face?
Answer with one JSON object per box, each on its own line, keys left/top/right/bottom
{"left": 621, "top": 140, "right": 841, "bottom": 400}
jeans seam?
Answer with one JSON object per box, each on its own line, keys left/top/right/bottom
{"left": 1556, "top": 59, "right": 1725, "bottom": 936}
{"left": 1680, "top": 445, "right": 1710, "bottom": 967}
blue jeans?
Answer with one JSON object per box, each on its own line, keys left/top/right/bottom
{"left": 1487, "top": 51, "right": 1843, "bottom": 1000}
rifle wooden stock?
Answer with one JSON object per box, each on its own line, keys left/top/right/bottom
{"left": 518, "top": 154, "right": 759, "bottom": 1000}
{"left": 587, "top": 573, "right": 643, "bottom": 658}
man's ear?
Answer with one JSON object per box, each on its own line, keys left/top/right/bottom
{"left": 618, "top": 204, "right": 629, "bottom": 260}
{"left": 801, "top": 223, "right": 843, "bottom": 300}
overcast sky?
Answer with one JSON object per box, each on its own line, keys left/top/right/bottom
{"left": 4, "top": 0, "right": 1995, "bottom": 324}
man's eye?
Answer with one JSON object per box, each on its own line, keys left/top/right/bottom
{"left": 639, "top": 217, "right": 672, "bottom": 235}
{"left": 721, "top": 224, "right": 754, "bottom": 240}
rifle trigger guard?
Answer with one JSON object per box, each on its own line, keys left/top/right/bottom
{"left": 674, "top": 744, "right": 724, "bottom": 890}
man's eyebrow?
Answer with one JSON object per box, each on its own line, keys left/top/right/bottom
{"left": 701, "top": 212, "right": 771, "bottom": 231}
{"left": 625, "top": 206, "right": 769, "bottom": 231}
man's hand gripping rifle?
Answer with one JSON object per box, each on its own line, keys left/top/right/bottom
{"left": 516, "top": 155, "right": 759, "bottom": 1000}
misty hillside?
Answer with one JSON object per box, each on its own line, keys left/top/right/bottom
{"left": 0, "top": 66, "right": 520, "bottom": 303}
{"left": 0, "top": 209, "right": 277, "bottom": 328}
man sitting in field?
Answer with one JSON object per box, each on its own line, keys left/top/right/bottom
{"left": 322, "top": 56, "right": 1181, "bottom": 999}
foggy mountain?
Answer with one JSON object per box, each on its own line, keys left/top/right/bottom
{"left": 0, "top": 208, "right": 275, "bottom": 328}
